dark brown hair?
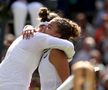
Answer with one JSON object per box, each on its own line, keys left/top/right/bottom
{"left": 51, "top": 17, "right": 81, "bottom": 40}
{"left": 38, "top": 7, "right": 59, "bottom": 22}
{"left": 38, "top": 7, "right": 49, "bottom": 22}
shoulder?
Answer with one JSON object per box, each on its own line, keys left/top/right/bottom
{"left": 51, "top": 49, "right": 66, "bottom": 55}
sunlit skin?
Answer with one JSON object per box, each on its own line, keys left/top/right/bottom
{"left": 44, "top": 21, "right": 61, "bottom": 38}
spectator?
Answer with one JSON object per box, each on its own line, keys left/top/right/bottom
{"left": 90, "top": 49, "right": 105, "bottom": 71}
{"left": 101, "top": 74, "right": 108, "bottom": 90}
{"left": 101, "top": 24, "right": 108, "bottom": 65}
{"left": 1, "top": 33, "right": 15, "bottom": 61}
{"left": 75, "top": 13, "right": 95, "bottom": 37}
{"left": 0, "top": 0, "right": 9, "bottom": 61}
{"left": 95, "top": 0, "right": 104, "bottom": 12}
{"left": 94, "top": 0, "right": 108, "bottom": 27}
{"left": 72, "top": 37, "right": 96, "bottom": 64}
{"left": 9, "top": 0, "right": 44, "bottom": 37}
{"left": 95, "top": 14, "right": 108, "bottom": 52}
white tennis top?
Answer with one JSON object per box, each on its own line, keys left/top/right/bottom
{"left": 0, "top": 32, "right": 75, "bottom": 89}
{"left": 38, "top": 49, "right": 62, "bottom": 90}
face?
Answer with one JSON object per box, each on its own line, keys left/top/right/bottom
{"left": 44, "top": 21, "right": 61, "bottom": 37}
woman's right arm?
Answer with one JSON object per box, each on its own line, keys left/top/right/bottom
{"left": 36, "top": 32, "right": 75, "bottom": 60}
{"left": 22, "top": 26, "right": 75, "bottom": 60}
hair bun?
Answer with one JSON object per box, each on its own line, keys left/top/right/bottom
{"left": 38, "top": 7, "right": 49, "bottom": 19}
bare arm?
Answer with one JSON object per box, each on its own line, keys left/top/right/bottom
{"left": 49, "top": 49, "right": 70, "bottom": 82}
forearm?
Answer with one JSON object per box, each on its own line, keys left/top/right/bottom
{"left": 46, "top": 37, "right": 75, "bottom": 59}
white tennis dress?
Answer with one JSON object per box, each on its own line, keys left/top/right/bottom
{"left": 38, "top": 49, "right": 62, "bottom": 90}
{"left": 0, "top": 32, "right": 75, "bottom": 89}
{"left": 39, "top": 48, "right": 74, "bottom": 90}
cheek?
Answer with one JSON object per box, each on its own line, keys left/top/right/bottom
{"left": 44, "top": 29, "right": 54, "bottom": 36}
{"left": 39, "top": 26, "right": 47, "bottom": 33}
{"left": 45, "top": 30, "right": 52, "bottom": 34}
{"left": 38, "top": 28, "right": 43, "bottom": 32}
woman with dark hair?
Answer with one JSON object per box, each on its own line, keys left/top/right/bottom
{"left": 23, "top": 7, "right": 81, "bottom": 90}
{"left": 39, "top": 17, "right": 80, "bottom": 90}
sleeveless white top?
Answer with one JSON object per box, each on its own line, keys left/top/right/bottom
{"left": 38, "top": 49, "right": 62, "bottom": 90}
{"left": 0, "top": 32, "right": 75, "bottom": 89}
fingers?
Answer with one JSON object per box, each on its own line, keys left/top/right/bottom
{"left": 22, "top": 30, "right": 27, "bottom": 39}
{"left": 33, "top": 29, "right": 37, "bottom": 32}
{"left": 22, "top": 30, "right": 34, "bottom": 39}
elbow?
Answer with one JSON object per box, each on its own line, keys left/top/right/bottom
{"left": 66, "top": 43, "right": 75, "bottom": 60}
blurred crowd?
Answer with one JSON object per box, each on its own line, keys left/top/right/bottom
{"left": 0, "top": 0, "right": 108, "bottom": 90}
